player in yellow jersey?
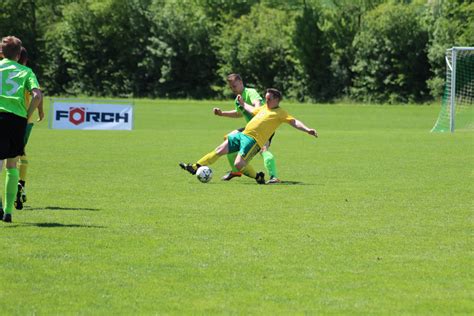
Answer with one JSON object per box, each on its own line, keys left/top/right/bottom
{"left": 14, "top": 47, "right": 44, "bottom": 210}
{"left": 213, "top": 74, "right": 281, "bottom": 184}
{"left": 180, "top": 88, "right": 318, "bottom": 184}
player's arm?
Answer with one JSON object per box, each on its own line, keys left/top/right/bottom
{"left": 251, "top": 99, "right": 262, "bottom": 108}
{"left": 236, "top": 95, "right": 256, "bottom": 114}
{"left": 289, "top": 119, "right": 318, "bottom": 137}
{"left": 27, "top": 88, "right": 42, "bottom": 121}
{"left": 36, "top": 96, "right": 45, "bottom": 122}
{"left": 213, "top": 108, "right": 242, "bottom": 118}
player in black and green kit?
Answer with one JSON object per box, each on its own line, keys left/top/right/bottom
{"left": 14, "top": 47, "right": 45, "bottom": 210}
{"left": 212, "top": 74, "right": 281, "bottom": 184}
{"left": 0, "top": 36, "right": 42, "bottom": 223}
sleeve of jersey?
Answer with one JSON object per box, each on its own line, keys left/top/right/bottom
{"left": 26, "top": 71, "right": 40, "bottom": 92}
{"left": 282, "top": 110, "right": 295, "bottom": 123}
{"left": 248, "top": 89, "right": 263, "bottom": 105}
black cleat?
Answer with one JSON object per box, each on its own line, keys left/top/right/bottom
{"left": 179, "top": 162, "right": 199, "bottom": 175}
{"left": 255, "top": 172, "right": 266, "bottom": 184}
{"left": 0, "top": 208, "right": 4, "bottom": 219}
{"left": 15, "top": 183, "right": 24, "bottom": 210}
{"left": 3, "top": 213, "right": 12, "bottom": 223}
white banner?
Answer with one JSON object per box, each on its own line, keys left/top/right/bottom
{"left": 50, "top": 101, "right": 133, "bottom": 130}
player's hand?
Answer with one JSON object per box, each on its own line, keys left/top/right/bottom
{"left": 237, "top": 95, "right": 244, "bottom": 107}
{"left": 213, "top": 108, "right": 222, "bottom": 116}
{"left": 37, "top": 107, "right": 45, "bottom": 122}
{"left": 308, "top": 129, "right": 318, "bottom": 137}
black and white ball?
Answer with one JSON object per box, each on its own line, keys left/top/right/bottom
{"left": 196, "top": 166, "right": 213, "bottom": 183}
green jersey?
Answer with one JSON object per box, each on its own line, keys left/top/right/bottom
{"left": 0, "top": 58, "right": 40, "bottom": 118}
{"left": 234, "top": 87, "right": 263, "bottom": 122}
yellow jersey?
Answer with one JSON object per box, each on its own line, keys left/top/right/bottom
{"left": 243, "top": 105, "right": 294, "bottom": 147}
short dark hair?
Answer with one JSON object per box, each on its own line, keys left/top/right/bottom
{"left": 1, "top": 36, "right": 22, "bottom": 60}
{"left": 18, "top": 46, "right": 28, "bottom": 65}
{"left": 227, "top": 73, "right": 242, "bottom": 82}
{"left": 266, "top": 88, "right": 282, "bottom": 101}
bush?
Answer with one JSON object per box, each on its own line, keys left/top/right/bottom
{"left": 351, "top": 3, "right": 430, "bottom": 103}
{"left": 144, "top": 0, "right": 218, "bottom": 98}
{"left": 215, "top": 4, "right": 301, "bottom": 99}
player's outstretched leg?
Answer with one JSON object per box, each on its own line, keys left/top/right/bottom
{"left": 179, "top": 162, "right": 200, "bottom": 175}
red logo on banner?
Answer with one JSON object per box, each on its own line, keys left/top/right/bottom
{"left": 69, "top": 107, "right": 86, "bottom": 125}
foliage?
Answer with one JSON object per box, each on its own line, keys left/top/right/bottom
{"left": 426, "top": 0, "right": 474, "bottom": 98}
{"left": 48, "top": 0, "right": 153, "bottom": 96}
{"left": 351, "top": 2, "right": 430, "bottom": 103}
{"left": 145, "top": 0, "right": 218, "bottom": 98}
{"left": 293, "top": 4, "right": 332, "bottom": 101}
{"left": 216, "top": 3, "right": 300, "bottom": 99}
{"left": 0, "top": 0, "right": 471, "bottom": 102}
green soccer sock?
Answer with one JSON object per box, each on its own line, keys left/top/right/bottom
{"left": 226, "top": 152, "right": 239, "bottom": 172}
{"left": 4, "top": 168, "right": 19, "bottom": 214}
{"left": 262, "top": 150, "right": 278, "bottom": 178}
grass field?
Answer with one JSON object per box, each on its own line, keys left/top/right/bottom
{"left": 0, "top": 99, "right": 472, "bottom": 314}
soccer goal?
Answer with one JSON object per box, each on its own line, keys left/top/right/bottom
{"left": 431, "top": 47, "right": 474, "bottom": 132}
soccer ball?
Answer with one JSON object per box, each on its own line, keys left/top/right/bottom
{"left": 196, "top": 166, "right": 213, "bottom": 183}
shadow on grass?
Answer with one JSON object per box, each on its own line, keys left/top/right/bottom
{"left": 241, "top": 180, "right": 311, "bottom": 186}
{"left": 2, "top": 222, "right": 105, "bottom": 228}
{"left": 22, "top": 206, "right": 100, "bottom": 211}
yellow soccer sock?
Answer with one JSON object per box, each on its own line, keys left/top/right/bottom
{"left": 241, "top": 164, "right": 257, "bottom": 179}
{"left": 197, "top": 150, "right": 221, "bottom": 166}
{"left": 19, "top": 156, "right": 28, "bottom": 182}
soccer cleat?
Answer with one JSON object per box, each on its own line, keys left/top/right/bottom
{"left": 3, "top": 213, "right": 12, "bottom": 223}
{"left": 221, "top": 171, "right": 242, "bottom": 181}
{"left": 0, "top": 208, "right": 4, "bottom": 219}
{"left": 266, "top": 176, "right": 281, "bottom": 184}
{"left": 179, "top": 162, "right": 199, "bottom": 175}
{"left": 255, "top": 172, "right": 266, "bottom": 184}
{"left": 15, "top": 183, "right": 24, "bottom": 210}
{"left": 21, "top": 190, "right": 27, "bottom": 203}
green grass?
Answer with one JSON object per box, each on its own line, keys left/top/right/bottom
{"left": 0, "top": 99, "right": 472, "bottom": 314}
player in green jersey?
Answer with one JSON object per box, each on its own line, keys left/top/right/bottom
{"left": 212, "top": 74, "right": 281, "bottom": 184}
{"left": 15, "top": 46, "right": 45, "bottom": 210}
{"left": 0, "top": 36, "right": 42, "bottom": 223}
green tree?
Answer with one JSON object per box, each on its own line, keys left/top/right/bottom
{"left": 293, "top": 3, "right": 332, "bottom": 101}
{"left": 216, "top": 3, "right": 300, "bottom": 99}
{"left": 351, "top": 2, "right": 430, "bottom": 103}
{"left": 48, "top": 0, "right": 152, "bottom": 96}
{"left": 426, "top": 0, "right": 474, "bottom": 98}
{"left": 144, "top": 0, "right": 218, "bottom": 98}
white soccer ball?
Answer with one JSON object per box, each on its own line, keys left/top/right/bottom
{"left": 196, "top": 166, "right": 213, "bottom": 183}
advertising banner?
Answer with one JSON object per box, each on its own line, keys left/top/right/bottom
{"left": 50, "top": 100, "right": 133, "bottom": 130}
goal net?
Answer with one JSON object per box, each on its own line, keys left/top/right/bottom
{"left": 431, "top": 47, "right": 474, "bottom": 132}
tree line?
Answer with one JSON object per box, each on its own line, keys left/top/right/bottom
{"left": 1, "top": 0, "right": 472, "bottom": 103}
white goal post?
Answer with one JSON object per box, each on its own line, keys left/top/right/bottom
{"left": 431, "top": 47, "right": 474, "bottom": 133}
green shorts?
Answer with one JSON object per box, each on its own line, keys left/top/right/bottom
{"left": 227, "top": 132, "right": 261, "bottom": 161}
{"left": 24, "top": 123, "right": 34, "bottom": 145}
